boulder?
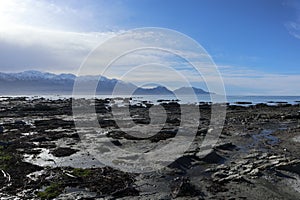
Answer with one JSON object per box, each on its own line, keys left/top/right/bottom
{"left": 171, "top": 177, "right": 203, "bottom": 198}
{"left": 276, "top": 161, "right": 300, "bottom": 175}
{"left": 215, "top": 142, "right": 238, "bottom": 151}
{"left": 51, "top": 147, "right": 79, "bottom": 157}
{"left": 200, "top": 150, "right": 225, "bottom": 164}
{"left": 111, "top": 140, "right": 122, "bottom": 146}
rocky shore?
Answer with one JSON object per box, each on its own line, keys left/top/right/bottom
{"left": 0, "top": 97, "right": 300, "bottom": 199}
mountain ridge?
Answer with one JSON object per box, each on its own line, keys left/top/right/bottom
{"left": 0, "top": 71, "right": 212, "bottom": 95}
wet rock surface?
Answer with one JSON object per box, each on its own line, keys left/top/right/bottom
{"left": 51, "top": 147, "right": 79, "bottom": 157}
{"left": 0, "top": 97, "right": 299, "bottom": 199}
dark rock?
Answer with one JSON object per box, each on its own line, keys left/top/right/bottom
{"left": 33, "top": 103, "right": 57, "bottom": 111}
{"left": 157, "top": 99, "right": 169, "bottom": 102}
{"left": 283, "top": 114, "right": 300, "bottom": 120}
{"left": 171, "top": 177, "right": 203, "bottom": 198}
{"left": 197, "top": 128, "right": 208, "bottom": 136}
{"left": 14, "top": 120, "right": 26, "bottom": 126}
{"left": 168, "top": 155, "right": 200, "bottom": 170}
{"left": 229, "top": 105, "right": 247, "bottom": 111}
{"left": 37, "top": 142, "right": 57, "bottom": 148}
{"left": 0, "top": 126, "right": 3, "bottom": 134}
{"left": 35, "top": 119, "right": 74, "bottom": 129}
{"left": 24, "top": 148, "right": 42, "bottom": 155}
{"left": 107, "top": 130, "right": 140, "bottom": 140}
{"left": 112, "top": 186, "right": 139, "bottom": 198}
{"left": 150, "top": 129, "right": 177, "bottom": 142}
{"left": 68, "top": 133, "right": 80, "bottom": 139}
{"left": 215, "top": 142, "right": 238, "bottom": 151}
{"left": 254, "top": 103, "right": 269, "bottom": 108}
{"left": 70, "top": 167, "right": 136, "bottom": 195}
{"left": 132, "top": 118, "right": 150, "bottom": 125}
{"left": 275, "top": 101, "right": 288, "bottom": 104}
{"left": 30, "top": 136, "right": 49, "bottom": 142}
{"left": 111, "top": 140, "right": 122, "bottom": 146}
{"left": 107, "top": 130, "right": 126, "bottom": 139}
{"left": 166, "top": 117, "right": 180, "bottom": 125}
{"left": 0, "top": 141, "right": 11, "bottom": 147}
{"left": 200, "top": 150, "right": 225, "bottom": 164}
{"left": 98, "top": 118, "right": 117, "bottom": 128}
{"left": 276, "top": 162, "right": 300, "bottom": 175}
{"left": 235, "top": 102, "right": 252, "bottom": 105}
{"left": 51, "top": 147, "right": 79, "bottom": 157}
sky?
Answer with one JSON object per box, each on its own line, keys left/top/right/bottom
{"left": 0, "top": 0, "right": 300, "bottom": 95}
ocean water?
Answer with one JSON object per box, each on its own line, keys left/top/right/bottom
{"left": 15, "top": 94, "right": 300, "bottom": 106}
{"left": 126, "top": 94, "right": 300, "bottom": 105}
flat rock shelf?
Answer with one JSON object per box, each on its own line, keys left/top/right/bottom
{"left": 0, "top": 97, "right": 300, "bottom": 199}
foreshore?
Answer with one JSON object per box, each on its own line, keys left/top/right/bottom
{"left": 0, "top": 97, "right": 300, "bottom": 199}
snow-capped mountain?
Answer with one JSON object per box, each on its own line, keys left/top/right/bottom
{"left": 0, "top": 71, "right": 137, "bottom": 95}
{"left": 0, "top": 71, "right": 212, "bottom": 95}
{"left": 0, "top": 70, "right": 76, "bottom": 81}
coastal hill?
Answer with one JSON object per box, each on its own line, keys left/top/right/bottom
{"left": 0, "top": 70, "right": 212, "bottom": 95}
{"left": 174, "top": 87, "right": 210, "bottom": 95}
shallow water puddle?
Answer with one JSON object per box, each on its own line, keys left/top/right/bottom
{"left": 23, "top": 148, "right": 103, "bottom": 168}
{"left": 251, "top": 129, "right": 279, "bottom": 151}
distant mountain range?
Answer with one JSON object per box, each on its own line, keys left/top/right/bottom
{"left": 0, "top": 70, "right": 212, "bottom": 95}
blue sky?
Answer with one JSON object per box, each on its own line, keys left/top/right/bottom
{"left": 123, "top": 0, "right": 300, "bottom": 74}
{"left": 0, "top": 0, "right": 300, "bottom": 95}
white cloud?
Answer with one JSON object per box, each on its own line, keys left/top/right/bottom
{"left": 0, "top": 0, "right": 126, "bottom": 31}
{"left": 218, "top": 65, "right": 300, "bottom": 95}
{"left": 285, "top": 0, "right": 300, "bottom": 39}
{"left": 0, "top": 24, "right": 118, "bottom": 73}
{"left": 0, "top": 0, "right": 125, "bottom": 73}
{"left": 286, "top": 22, "right": 300, "bottom": 39}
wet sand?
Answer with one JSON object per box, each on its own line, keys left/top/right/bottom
{"left": 0, "top": 97, "right": 300, "bottom": 199}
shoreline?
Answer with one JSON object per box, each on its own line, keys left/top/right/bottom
{"left": 1, "top": 95, "right": 300, "bottom": 107}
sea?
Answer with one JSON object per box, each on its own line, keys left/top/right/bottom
{"left": 8, "top": 94, "right": 300, "bottom": 106}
